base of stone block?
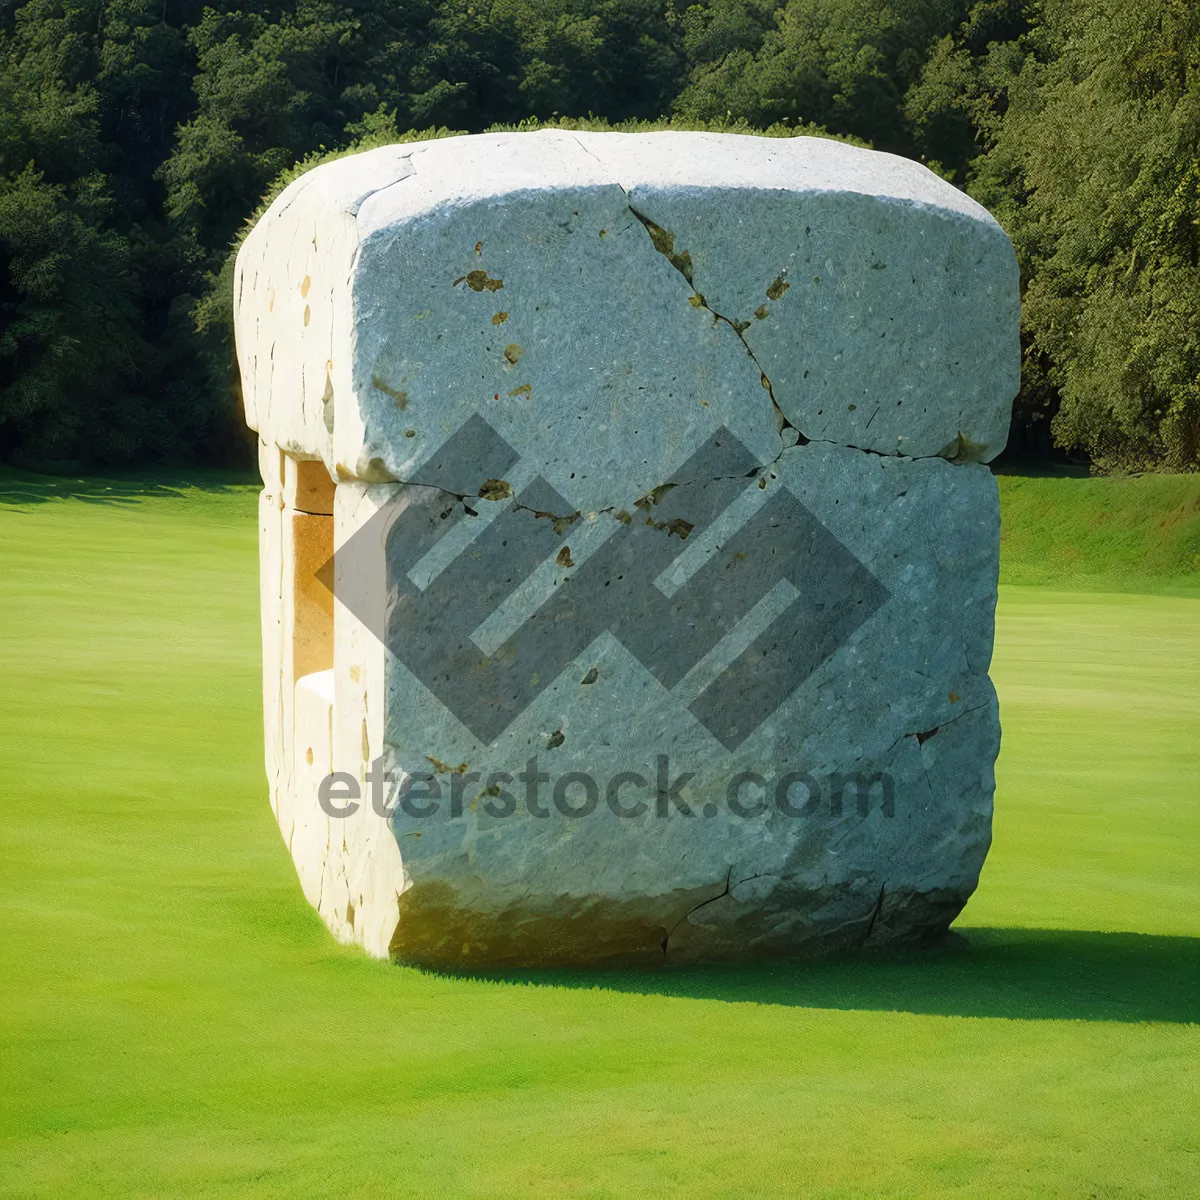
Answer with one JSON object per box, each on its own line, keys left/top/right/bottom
{"left": 386, "top": 881, "right": 972, "bottom": 968}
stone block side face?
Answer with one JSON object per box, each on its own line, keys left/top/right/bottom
{"left": 379, "top": 446, "right": 999, "bottom": 966}
{"left": 344, "top": 133, "right": 1017, "bottom": 503}
{"left": 237, "top": 131, "right": 1017, "bottom": 965}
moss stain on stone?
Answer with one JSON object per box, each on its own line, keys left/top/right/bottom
{"left": 633, "top": 212, "right": 695, "bottom": 284}
{"left": 938, "top": 432, "right": 989, "bottom": 465}
{"left": 321, "top": 364, "right": 335, "bottom": 434}
{"left": 478, "top": 479, "right": 513, "bottom": 501}
{"left": 660, "top": 518, "right": 693, "bottom": 539}
{"left": 634, "top": 482, "right": 676, "bottom": 511}
{"left": 532, "top": 509, "right": 581, "bottom": 535}
{"left": 426, "top": 756, "right": 469, "bottom": 775}
{"left": 372, "top": 375, "right": 408, "bottom": 408}
{"left": 355, "top": 455, "right": 392, "bottom": 482}
{"left": 766, "top": 276, "right": 790, "bottom": 301}
{"left": 454, "top": 270, "right": 503, "bottom": 292}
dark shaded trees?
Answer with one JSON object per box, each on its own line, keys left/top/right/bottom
{"left": 1, "top": 0, "right": 1197, "bottom": 470}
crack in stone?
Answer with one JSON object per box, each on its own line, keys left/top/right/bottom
{"left": 355, "top": 429, "right": 949, "bottom": 499}
{"left": 863, "top": 883, "right": 886, "bottom": 943}
{"left": 912, "top": 699, "right": 991, "bottom": 797}
{"left": 878, "top": 699, "right": 991, "bottom": 760}
{"left": 814, "top": 436, "right": 921, "bottom": 461}
{"left": 571, "top": 135, "right": 608, "bottom": 173}
{"left": 522, "top": 505, "right": 584, "bottom": 535}
{"left": 662, "top": 865, "right": 732, "bottom": 957}
{"left": 347, "top": 471, "right": 773, "bottom": 529}
{"left": 345, "top": 152, "right": 417, "bottom": 220}
{"left": 618, "top": 205, "right": 993, "bottom": 469}
{"left": 729, "top": 870, "right": 778, "bottom": 892}
{"left": 627, "top": 206, "right": 810, "bottom": 454}
{"left": 834, "top": 699, "right": 992, "bottom": 789}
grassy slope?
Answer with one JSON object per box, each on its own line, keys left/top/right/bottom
{"left": 997, "top": 468, "right": 1200, "bottom": 594}
{"left": 0, "top": 470, "right": 1197, "bottom": 1198}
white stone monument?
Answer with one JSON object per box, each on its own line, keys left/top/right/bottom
{"left": 237, "top": 130, "right": 1019, "bottom": 965}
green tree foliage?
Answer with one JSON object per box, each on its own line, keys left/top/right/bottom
{"left": 0, "top": 0, "right": 684, "bottom": 465}
{"left": 0, "top": 0, "right": 1197, "bottom": 470}
{"left": 159, "top": 0, "right": 684, "bottom": 272}
{"left": 674, "top": 0, "right": 973, "bottom": 153}
{"left": 970, "top": 0, "right": 1200, "bottom": 471}
{"left": 0, "top": 0, "right": 211, "bottom": 463}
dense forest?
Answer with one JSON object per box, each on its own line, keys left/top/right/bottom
{"left": 0, "top": 0, "right": 1196, "bottom": 472}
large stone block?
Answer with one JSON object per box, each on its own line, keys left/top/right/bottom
{"left": 237, "top": 130, "right": 1017, "bottom": 965}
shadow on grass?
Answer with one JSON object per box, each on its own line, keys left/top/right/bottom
{"left": 990, "top": 461, "right": 1093, "bottom": 479}
{"left": 433, "top": 929, "right": 1199, "bottom": 1024}
{"left": 0, "top": 465, "right": 257, "bottom": 507}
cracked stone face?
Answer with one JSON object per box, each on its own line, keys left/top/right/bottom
{"left": 237, "top": 130, "right": 1017, "bottom": 966}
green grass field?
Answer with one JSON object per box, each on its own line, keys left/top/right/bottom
{"left": 1, "top": 467, "right": 1197, "bottom": 1198}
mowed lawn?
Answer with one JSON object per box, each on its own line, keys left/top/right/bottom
{"left": 0, "top": 469, "right": 1197, "bottom": 1199}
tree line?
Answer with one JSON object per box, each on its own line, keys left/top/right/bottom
{"left": 1, "top": 0, "right": 1196, "bottom": 472}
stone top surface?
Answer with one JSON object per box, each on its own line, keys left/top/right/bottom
{"left": 271, "top": 131, "right": 1001, "bottom": 236}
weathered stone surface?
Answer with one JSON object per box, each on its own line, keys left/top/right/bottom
{"left": 237, "top": 130, "right": 1017, "bottom": 965}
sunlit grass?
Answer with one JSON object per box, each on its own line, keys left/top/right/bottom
{"left": 0, "top": 468, "right": 1196, "bottom": 1198}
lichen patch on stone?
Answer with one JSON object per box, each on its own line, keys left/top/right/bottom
{"left": 456, "top": 270, "right": 504, "bottom": 292}
{"left": 766, "top": 275, "right": 791, "bottom": 301}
